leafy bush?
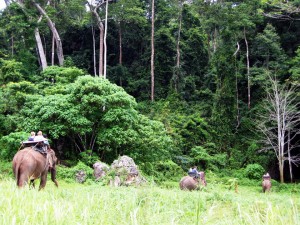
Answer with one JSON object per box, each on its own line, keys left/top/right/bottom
{"left": 0, "top": 160, "right": 14, "bottom": 179}
{"left": 244, "top": 163, "right": 265, "bottom": 180}
{"left": 79, "top": 150, "right": 99, "bottom": 167}
{"left": 0, "top": 132, "right": 28, "bottom": 160}
{"left": 141, "top": 160, "right": 184, "bottom": 183}
{"left": 56, "top": 161, "right": 93, "bottom": 182}
{"left": 190, "top": 146, "right": 226, "bottom": 171}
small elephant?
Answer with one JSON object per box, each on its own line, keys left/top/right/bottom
{"left": 262, "top": 173, "right": 271, "bottom": 192}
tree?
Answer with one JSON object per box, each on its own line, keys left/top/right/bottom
{"left": 88, "top": 0, "right": 113, "bottom": 76}
{"left": 256, "top": 74, "right": 300, "bottom": 183}
{"left": 151, "top": 0, "right": 155, "bottom": 101}
{"left": 32, "top": 1, "right": 64, "bottom": 66}
{"left": 109, "top": 0, "right": 146, "bottom": 66}
{"left": 17, "top": 74, "right": 174, "bottom": 163}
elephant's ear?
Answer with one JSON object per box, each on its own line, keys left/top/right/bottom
{"left": 47, "top": 149, "right": 57, "bottom": 168}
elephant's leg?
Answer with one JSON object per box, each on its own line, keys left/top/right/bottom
{"left": 17, "top": 173, "right": 29, "bottom": 188}
{"left": 51, "top": 168, "right": 58, "bottom": 187}
{"left": 38, "top": 172, "right": 48, "bottom": 191}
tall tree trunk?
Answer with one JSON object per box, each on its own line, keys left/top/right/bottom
{"left": 174, "top": 0, "right": 183, "bottom": 93}
{"left": 92, "top": 25, "right": 97, "bottom": 76}
{"left": 275, "top": 82, "right": 284, "bottom": 183}
{"left": 176, "top": 1, "right": 182, "bottom": 67}
{"left": 51, "top": 32, "right": 55, "bottom": 66}
{"left": 90, "top": 8, "right": 104, "bottom": 76}
{"left": 279, "top": 160, "right": 284, "bottom": 183}
{"left": 213, "top": 27, "right": 218, "bottom": 53}
{"left": 35, "top": 28, "right": 48, "bottom": 70}
{"left": 99, "top": 29, "right": 104, "bottom": 76}
{"left": 151, "top": 0, "right": 155, "bottom": 102}
{"left": 118, "top": 22, "right": 122, "bottom": 65}
{"left": 288, "top": 129, "right": 293, "bottom": 182}
{"left": 16, "top": 1, "right": 47, "bottom": 69}
{"left": 244, "top": 27, "right": 250, "bottom": 109}
{"left": 33, "top": 2, "right": 64, "bottom": 66}
{"left": 233, "top": 42, "right": 240, "bottom": 130}
{"left": 103, "top": 0, "right": 108, "bottom": 79}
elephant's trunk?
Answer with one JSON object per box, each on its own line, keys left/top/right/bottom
{"left": 51, "top": 167, "right": 58, "bottom": 187}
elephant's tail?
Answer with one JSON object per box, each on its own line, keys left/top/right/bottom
{"left": 14, "top": 162, "right": 21, "bottom": 186}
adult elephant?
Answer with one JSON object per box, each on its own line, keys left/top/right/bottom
{"left": 12, "top": 147, "right": 58, "bottom": 190}
{"left": 179, "top": 171, "right": 207, "bottom": 191}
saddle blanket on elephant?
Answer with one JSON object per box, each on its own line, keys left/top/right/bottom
{"left": 188, "top": 171, "right": 199, "bottom": 178}
{"left": 21, "top": 141, "right": 48, "bottom": 154}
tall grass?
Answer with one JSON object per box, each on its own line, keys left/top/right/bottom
{"left": 0, "top": 179, "right": 299, "bottom": 225}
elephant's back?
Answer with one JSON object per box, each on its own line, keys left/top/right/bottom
{"left": 13, "top": 147, "right": 46, "bottom": 169}
{"left": 262, "top": 179, "right": 271, "bottom": 186}
{"left": 179, "top": 176, "right": 197, "bottom": 190}
{"left": 16, "top": 147, "right": 44, "bottom": 159}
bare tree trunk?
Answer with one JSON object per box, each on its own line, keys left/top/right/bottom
{"left": 174, "top": 0, "right": 183, "bottom": 93}
{"left": 87, "top": 1, "right": 114, "bottom": 76}
{"left": 51, "top": 32, "right": 55, "bottom": 66}
{"left": 103, "top": 0, "right": 108, "bottom": 79}
{"left": 15, "top": 1, "right": 47, "bottom": 69}
{"left": 37, "top": 15, "right": 47, "bottom": 70}
{"left": 288, "top": 129, "right": 293, "bottom": 182}
{"left": 213, "top": 27, "right": 217, "bottom": 53}
{"left": 92, "top": 25, "right": 97, "bottom": 76}
{"left": 34, "top": 2, "right": 64, "bottom": 66}
{"left": 244, "top": 27, "right": 250, "bottom": 109}
{"left": 279, "top": 161, "right": 284, "bottom": 183}
{"left": 151, "top": 0, "right": 155, "bottom": 102}
{"left": 99, "top": 29, "right": 104, "bottom": 76}
{"left": 233, "top": 42, "right": 240, "bottom": 130}
{"left": 176, "top": 1, "right": 182, "bottom": 65}
{"left": 118, "top": 22, "right": 122, "bottom": 65}
{"left": 35, "top": 28, "right": 48, "bottom": 70}
{"left": 118, "top": 24, "right": 123, "bottom": 85}
{"left": 90, "top": 8, "right": 104, "bottom": 76}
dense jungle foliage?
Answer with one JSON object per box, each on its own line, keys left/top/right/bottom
{"left": 0, "top": 0, "right": 300, "bottom": 183}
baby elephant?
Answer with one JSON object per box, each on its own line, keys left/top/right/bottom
{"left": 262, "top": 173, "right": 271, "bottom": 193}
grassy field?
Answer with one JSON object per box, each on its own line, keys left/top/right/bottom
{"left": 0, "top": 178, "right": 299, "bottom": 225}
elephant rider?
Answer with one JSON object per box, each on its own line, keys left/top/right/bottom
{"left": 33, "top": 131, "right": 50, "bottom": 154}
{"left": 188, "top": 166, "right": 199, "bottom": 179}
{"left": 262, "top": 173, "right": 271, "bottom": 180}
{"left": 28, "top": 131, "right": 36, "bottom": 141}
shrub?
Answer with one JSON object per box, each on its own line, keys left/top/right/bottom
{"left": 244, "top": 163, "right": 265, "bottom": 180}
{"left": 56, "top": 161, "right": 93, "bottom": 182}
{"left": 79, "top": 150, "right": 99, "bottom": 167}
{"left": 141, "top": 160, "right": 184, "bottom": 183}
{"left": 0, "top": 132, "right": 28, "bottom": 160}
{"left": 0, "top": 160, "right": 14, "bottom": 179}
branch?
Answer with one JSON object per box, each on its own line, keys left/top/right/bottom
{"left": 233, "top": 42, "right": 240, "bottom": 56}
